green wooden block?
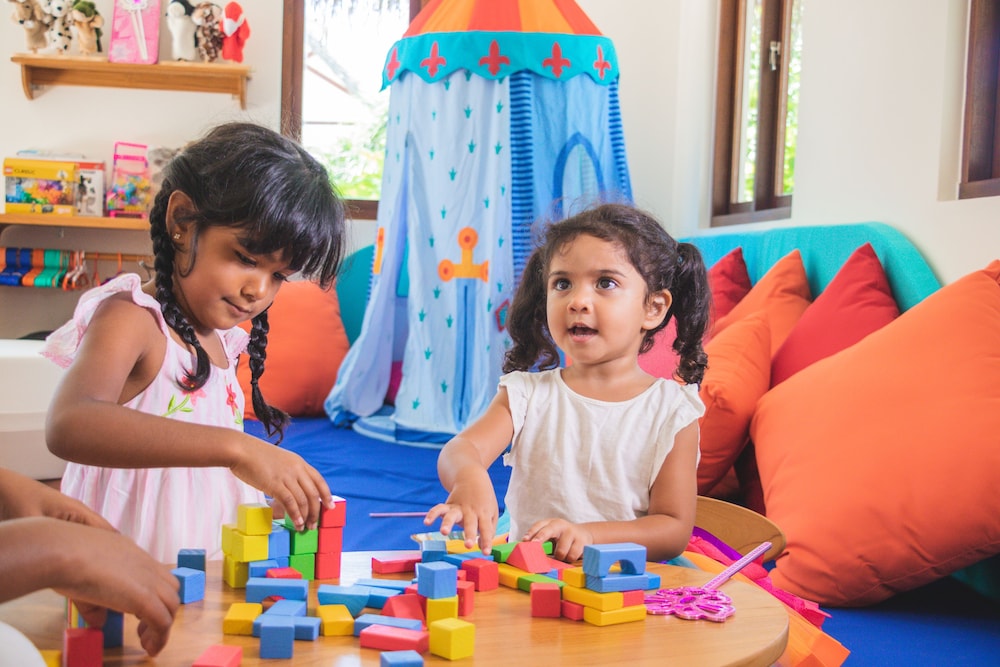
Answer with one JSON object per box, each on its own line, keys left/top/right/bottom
{"left": 289, "top": 553, "right": 315, "bottom": 580}
{"left": 491, "top": 542, "right": 517, "bottom": 563}
{"left": 517, "top": 573, "right": 563, "bottom": 593}
{"left": 282, "top": 518, "right": 318, "bottom": 555}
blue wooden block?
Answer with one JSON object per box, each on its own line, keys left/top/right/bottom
{"left": 585, "top": 572, "right": 656, "bottom": 593}
{"left": 172, "top": 567, "right": 205, "bottom": 604}
{"left": 353, "top": 578, "right": 412, "bottom": 592}
{"left": 274, "top": 556, "right": 290, "bottom": 568}
{"left": 102, "top": 610, "right": 123, "bottom": 648}
{"left": 316, "top": 584, "right": 371, "bottom": 617}
{"left": 258, "top": 616, "right": 295, "bottom": 659}
{"left": 366, "top": 586, "right": 402, "bottom": 609}
{"left": 177, "top": 548, "right": 206, "bottom": 571}
{"left": 267, "top": 599, "right": 308, "bottom": 617}
{"left": 581, "top": 543, "right": 647, "bottom": 577}
{"left": 353, "top": 613, "right": 423, "bottom": 637}
{"left": 245, "top": 577, "right": 309, "bottom": 603}
{"left": 416, "top": 561, "right": 458, "bottom": 599}
{"left": 420, "top": 540, "right": 447, "bottom": 562}
{"left": 293, "top": 616, "right": 321, "bottom": 641}
{"left": 248, "top": 559, "right": 279, "bottom": 578}
{"left": 645, "top": 572, "right": 661, "bottom": 590}
{"left": 269, "top": 521, "right": 291, "bottom": 559}
{"left": 381, "top": 649, "right": 424, "bottom": 666}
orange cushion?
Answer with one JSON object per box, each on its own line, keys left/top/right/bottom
{"left": 712, "top": 250, "right": 812, "bottom": 355}
{"left": 237, "top": 281, "right": 350, "bottom": 419}
{"left": 751, "top": 261, "right": 1000, "bottom": 606}
{"left": 771, "top": 243, "right": 900, "bottom": 386}
{"left": 697, "top": 314, "right": 771, "bottom": 495}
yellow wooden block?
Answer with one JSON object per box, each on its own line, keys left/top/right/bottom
{"left": 582, "top": 603, "right": 647, "bottom": 626}
{"left": 426, "top": 595, "right": 459, "bottom": 626}
{"left": 317, "top": 604, "right": 355, "bottom": 636}
{"left": 562, "top": 566, "right": 586, "bottom": 588}
{"left": 222, "top": 554, "right": 249, "bottom": 588}
{"left": 230, "top": 531, "right": 269, "bottom": 562}
{"left": 237, "top": 503, "right": 273, "bottom": 536}
{"left": 222, "top": 602, "right": 262, "bottom": 635}
{"left": 38, "top": 649, "right": 61, "bottom": 667}
{"left": 221, "top": 523, "right": 237, "bottom": 555}
{"left": 562, "top": 584, "right": 624, "bottom": 611}
{"left": 497, "top": 562, "right": 528, "bottom": 588}
{"left": 429, "top": 617, "right": 475, "bottom": 660}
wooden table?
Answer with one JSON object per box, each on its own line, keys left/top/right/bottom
{"left": 0, "top": 551, "right": 788, "bottom": 666}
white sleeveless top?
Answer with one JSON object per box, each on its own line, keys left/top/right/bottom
{"left": 42, "top": 273, "right": 265, "bottom": 563}
{"left": 500, "top": 369, "right": 704, "bottom": 540}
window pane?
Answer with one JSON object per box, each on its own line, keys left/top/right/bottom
{"left": 780, "top": 0, "right": 802, "bottom": 196}
{"left": 302, "top": 0, "right": 410, "bottom": 201}
{"left": 735, "top": 0, "right": 763, "bottom": 204}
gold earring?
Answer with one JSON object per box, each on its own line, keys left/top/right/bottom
{"left": 173, "top": 233, "right": 181, "bottom": 241}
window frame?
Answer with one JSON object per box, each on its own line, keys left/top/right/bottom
{"left": 281, "top": 0, "right": 424, "bottom": 220}
{"left": 960, "top": 0, "right": 1000, "bottom": 199}
{"left": 712, "top": 0, "right": 795, "bottom": 226}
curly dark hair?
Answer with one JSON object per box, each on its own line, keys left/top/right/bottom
{"left": 503, "top": 203, "right": 711, "bottom": 385}
{"left": 147, "top": 122, "right": 346, "bottom": 440}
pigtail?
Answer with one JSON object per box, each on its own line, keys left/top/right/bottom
{"left": 503, "top": 251, "right": 558, "bottom": 373}
{"left": 247, "top": 310, "right": 289, "bottom": 441}
{"left": 669, "top": 242, "right": 711, "bottom": 385}
{"left": 149, "top": 183, "right": 212, "bottom": 391}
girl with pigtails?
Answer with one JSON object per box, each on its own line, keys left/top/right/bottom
{"left": 426, "top": 203, "right": 711, "bottom": 563}
{"left": 43, "top": 122, "right": 346, "bottom": 563}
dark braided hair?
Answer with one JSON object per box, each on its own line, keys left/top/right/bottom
{"left": 504, "top": 203, "right": 711, "bottom": 385}
{"left": 148, "top": 122, "right": 346, "bottom": 440}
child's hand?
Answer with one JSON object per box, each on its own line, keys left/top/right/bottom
{"left": 231, "top": 439, "right": 332, "bottom": 530}
{"left": 523, "top": 518, "right": 595, "bottom": 562}
{"left": 0, "top": 468, "right": 113, "bottom": 529}
{"left": 424, "top": 482, "right": 499, "bottom": 554}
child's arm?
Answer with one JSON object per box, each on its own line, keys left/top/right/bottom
{"left": 425, "top": 388, "right": 515, "bottom": 553}
{"left": 522, "top": 422, "right": 700, "bottom": 562}
{"left": 45, "top": 297, "right": 331, "bottom": 530}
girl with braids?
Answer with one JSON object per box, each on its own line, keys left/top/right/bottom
{"left": 425, "top": 203, "right": 711, "bottom": 563}
{"left": 42, "top": 122, "right": 346, "bottom": 563}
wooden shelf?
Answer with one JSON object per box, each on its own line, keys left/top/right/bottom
{"left": 11, "top": 54, "right": 251, "bottom": 109}
{"left": 0, "top": 213, "right": 149, "bottom": 232}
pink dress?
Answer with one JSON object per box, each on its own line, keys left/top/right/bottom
{"left": 42, "top": 274, "right": 265, "bottom": 563}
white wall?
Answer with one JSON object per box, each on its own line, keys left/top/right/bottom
{"left": 2, "top": 0, "right": 997, "bottom": 337}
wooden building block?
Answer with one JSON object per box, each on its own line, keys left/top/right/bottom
{"left": 245, "top": 577, "right": 309, "bottom": 603}
{"left": 230, "top": 531, "right": 269, "bottom": 563}
{"left": 516, "top": 573, "right": 563, "bottom": 593}
{"left": 506, "top": 541, "right": 551, "bottom": 573}
{"left": 581, "top": 543, "right": 647, "bottom": 577}
{"left": 220, "top": 523, "right": 237, "bottom": 555}
{"left": 258, "top": 616, "right": 295, "bottom": 659}
{"left": 288, "top": 552, "right": 316, "bottom": 580}
{"left": 428, "top": 617, "right": 475, "bottom": 661}
{"left": 373, "top": 555, "right": 421, "bottom": 574}
{"left": 223, "top": 602, "right": 263, "bottom": 636}
{"left": 562, "top": 566, "right": 586, "bottom": 588}
{"left": 222, "top": 554, "right": 248, "bottom": 589}
{"left": 316, "top": 584, "right": 371, "bottom": 617}
{"left": 380, "top": 649, "right": 424, "bottom": 666}
{"left": 382, "top": 593, "right": 426, "bottom": 623}
{"left": 268, "top": 522, "right": 290, "bottom": 559}
{"left": 315, "top": 550, "right": 342, "bottom": 580}
{"left": 561, "top": 599, "right": 585, "bottom": 621}
{"left": 318, "top": 526, "right": 343, "bottom": 554}
{"left": 530, "top": 582, "right": 562, "bottom": 618}
{"left": 63, "top": 627, "right": 102, "bottom": 667}
{"left": 358, "top": 625, "right": 429, "bottom": 653}
{"left": 353, "top": 613, "right": 423, "bottom": 636}
{"left": 293, "top": 616, "right": 321, "bottom": 640}
{"left": 237, "top": 503, "right": 273, "bottom": 536}
{"left": 320, "top": 495, "right": 347, "bottom": 527}
{"left": 416, "top": 561, "right": 458, "bottom": 599}
{"left": 173, "top": 567, "right": 206, "bottom": 604}
{"left": 265, "top": 566, "right": 302, "bottom": 579}
{"left": 192, "top": 643, "right": 243, "bottom": 667}
{"left": 561, "top": 584, "right": 624, "bottom": 611}
{"left": 456, "top": 580, "right": 475, "bottom": 616}
{"left": 461, "top": 558, "right": 499, "bottom": 591}
{"left": 425, "top": 595, "right": 458, "bottom": 626}
{"left": 317, "top": 604, "right": 355, "bottom": 636}
{"left": 582, "top": 604, "right": 648, "bottom": 627}
{"left": 177, "top": 548, "right": 206, "bottom": 571}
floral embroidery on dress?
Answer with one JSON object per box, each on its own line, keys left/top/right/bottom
{"left": 226, "top": 383, "right": 243, "bottom": 426}
{"left": 163, "top": 384, "right": 207, "bottom": 418}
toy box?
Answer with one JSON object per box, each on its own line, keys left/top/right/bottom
{"left": 3, "top": 158, "right": 77, "bottom": 216}
{"left": 108, "top": 0, "right": 161, "bottom": 64}
{"left": 106, "top": 142, "right": 152, "bottom": 218}
{"left": 13, "top": 152, "right": 106, "bottom": 217}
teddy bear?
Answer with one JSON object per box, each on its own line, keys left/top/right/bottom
{"left": 69, "top": 0, "right": 102, "bottom": 55}
{"left": 190, "top": 1, "right": 223, "bottom": 63}
{"left": 9, "top": 0, "right": 49, "bottom": 53}
{"left": 164, "top": 0, "right": 197, "bottom": 61}
{"left": 220, "top": 1, "right": 248, "bottom": 63}
{"left": 41, "top": 0, "right": 73, "bottom": 53}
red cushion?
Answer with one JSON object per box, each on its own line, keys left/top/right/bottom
{"left": 237, "top": 281, "right": 350, "bottom": 419}
{"left": 771, "top": 243, "right": 899, "bottom": 386}
{"left": 708, "top": 246, "right": 752, "bottom": 321}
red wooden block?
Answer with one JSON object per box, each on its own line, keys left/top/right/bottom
{"left": 358, "top": 624, "right": 429, "bottom": 652}
{"left": 561, "top": 599, "right": 585, "bottom": 621}
{"left": 530, "top": 582, "right": 562, "bottom": 618}
{"left": 266, "top": 567, "right": 303, "bottom": 579}
{"left": 315, "top": 550, "right": 342, "bottom": 580}
{"left": 382, "top": 593, "right": 426, "bottom": 623}
{"left": 546, "top": 557, "right": 573, "bottom": 577}
{"left": 506, "top": 541, "right": 550, "bottom": 574}
{"left": 456, "top": 569, "right": 467, "bottom": 581}
{"left": 64, "top": 627, "right": 102, "bottom": 667}
{"left": 622, "top": 589, "right": 645, "bottom": 607}
{"left": 318, "top": 526, "right": 343, "bottom": 554}
{"left": 461, "top": 558, "right": 499, "bottom": 591}
{"left": 320, "top": 496, "right": 347, "bottom": 527}
{"left": 372, "top": 555, "right": 421, "bottom": 574}
{"left": 192, "top": 644, "right": 243, "bottom": 667}
{"left": 456, "top": 580, "right": 475, "bottom": 616}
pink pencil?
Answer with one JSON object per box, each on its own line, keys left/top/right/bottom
{"left": 369, "top": 511, "right": 426, "bottom": 518}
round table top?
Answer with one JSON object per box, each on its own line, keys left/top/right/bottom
{"left": 0, "top": 550, "right": 788, "bottom": 666}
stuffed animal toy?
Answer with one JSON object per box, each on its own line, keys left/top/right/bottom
{"left": 70, "top": 0, "right": 102, "bottom": 55}
{"left": 220, "top": 1, "right": 248, "bottom": 63}
{"left": 190, "top": 1, "right": 222, "bottom": 63}
{"left": 41, "top": 0, "right": 74, "bottom": 53}
{"left": 164, "top": 0, "right": 196, "bottom": 61}
{"left": 9, "top": 0, "right": 49, "bottom": 53}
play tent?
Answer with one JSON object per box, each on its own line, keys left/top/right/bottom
{"left": 324, "top": 0, "right": 633, "bottom": 444}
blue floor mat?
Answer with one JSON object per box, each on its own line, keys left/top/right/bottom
{"left": 246, "top": 416, "right": 511, "bottom": 552}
